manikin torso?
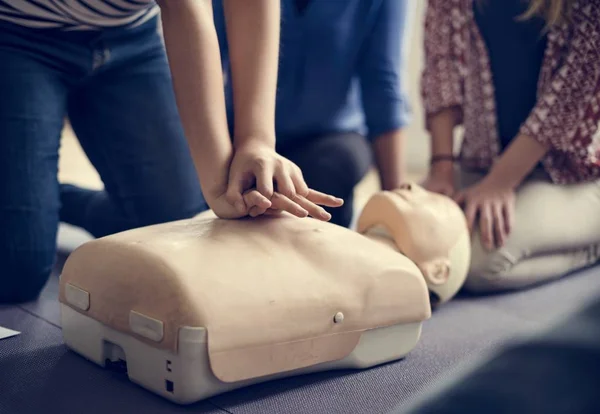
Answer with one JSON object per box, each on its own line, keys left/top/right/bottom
{"left": 58, "top": 184, "right": 469, "bottom": 382}
{"left": 182, "top": 182, "right": 470, "bottom": 306}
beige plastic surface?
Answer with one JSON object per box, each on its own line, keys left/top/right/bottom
{"left": 61, "top": 304, "right": 423, "bottom": 404}
{"left": 357, "top": 183, "right": 471, "bottom": 304}
{"left": 59, "top": 211, "right": 431, "bottom": 383}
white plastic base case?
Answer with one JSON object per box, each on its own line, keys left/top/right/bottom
{"left": 61, "top": 304, "right": 423, "bottom": 405}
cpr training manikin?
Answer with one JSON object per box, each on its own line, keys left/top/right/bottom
{"left": 58, "top": 183, "right": 470, "bottom": 404}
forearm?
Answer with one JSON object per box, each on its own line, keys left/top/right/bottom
{"left": 223, "top": 0, "right": 280, "bottom": 148}
{"left": 427, "top": 107, "right": 459, "bottom": 175}
{"left": 487, "top": 134, "right": 549, "bottom": 188}
{"left": 158, "top": 0, "right": 232, "bottom": 197}
{"left": 372, "top": 129, "right": 406, "bottom": 190}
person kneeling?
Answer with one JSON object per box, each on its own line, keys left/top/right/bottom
{"left": 420, "top": 0, "right": 600, "bottom": 293}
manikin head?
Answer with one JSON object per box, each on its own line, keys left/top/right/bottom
{"left": 356, "top": 183, "right": 471, "bottom": 306}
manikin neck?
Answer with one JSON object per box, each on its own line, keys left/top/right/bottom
{"left": 363, "top": 226, "right": 403, "bottom": 255}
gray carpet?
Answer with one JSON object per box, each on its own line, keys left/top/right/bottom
{"left": 1, "top": 260, "right": 599, "bottom": 414}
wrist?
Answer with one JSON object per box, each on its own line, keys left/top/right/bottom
{"left": 233, "top": 131, "right": 275, "bottom": 150}
{"left": 188, "top": 147, "right": 233, "bottom": 202}
{"left": 197, "top": 170, "right": 228, "bottom": 202}
{"left": 380, "top": 174, "right": 405, "bottom": 191}
{"left": 430, "top": 159, "right": 455, "bottom": 178}
{"left": 485, "top": 165, "right": 516, "bottom": 189}
{"left": 487, "top": 133, "right": 548, "bottom": 190}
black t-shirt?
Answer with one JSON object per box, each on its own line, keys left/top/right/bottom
{"left": 473, "top": 0, "right": 548, "bottom": 149}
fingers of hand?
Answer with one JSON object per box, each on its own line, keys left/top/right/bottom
{"left": 492, "top": 203, "right": 506, "bottom": 248}
{"left": 305, "top": 189, "right": 344, "bottom": 207}
{"left": 270, "top": 192, "right": 309, "bottom": 218}
{"left": 504, "top": 198, "right": 515, "bottom": 235}
{"left": 273, "top": 162, "right": 297, "bottom": 200}
{"left": 248, "top": 206, "right": 267, "bottom": 217}
{"left": 252, "top": 158, "right": 275, "bottom": 200}
{"left": 245, "top": 187, "right": 340, "bottom": 221}
{"left": 263, "top": 208, "right": 283, "bottom": 217}
{"left": 225, "top": 172, "right": 250, "bottom": 214}
{"left": 479, "top": 203, "right": 494, "bottom": 251}
{"left": 243, "top": 190, "right": 272, "bottom": 217}
{"left": 294, "top": 194, "right": 332, "bottom": 221}
{"left": 225, "top": 191, "right": 247, "bottom": 214}
{"left": 290, "top": 165, "right": 310, "bottom": 197}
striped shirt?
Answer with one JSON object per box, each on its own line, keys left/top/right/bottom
{"left": 0, "top": 0, "right": 159, "bottom": 30}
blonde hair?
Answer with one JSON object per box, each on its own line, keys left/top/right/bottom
{"left": 521, "top": 0, "right": 575, "bottom": 27}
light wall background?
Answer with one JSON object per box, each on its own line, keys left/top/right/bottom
{"left": 403, "top": 1, "right": 429, "bottom": 176}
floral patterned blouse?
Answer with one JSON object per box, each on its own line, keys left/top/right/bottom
{"left": 421, "top": 0, "right": 600, "bottom": 184}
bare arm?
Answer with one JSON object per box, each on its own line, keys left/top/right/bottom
{"left": 157, "top": 0, "right": 232, "bottom": 202}
{"left": 222, "top": 0, "right": 280, "bottom": 148}
{"left": 427, "top": 107, "right": 460, "bottom": 176}
{"left": 157, "top": 0, "right": 284, "bottom": 217}
{"left": 486, "top": 134, "right": 548, "bottom": 188}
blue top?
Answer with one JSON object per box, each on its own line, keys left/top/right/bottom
{"left": 213, "top": 0, "right": 413, "bottom": 145}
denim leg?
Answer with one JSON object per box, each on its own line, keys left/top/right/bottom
{"left": 0, "top": 34, "right": 69, "bottom": 303}
{"left": 62, "top": 21, "right": 207, "bottom": 238}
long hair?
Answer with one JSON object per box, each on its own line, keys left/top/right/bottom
{"left": 520, "top": 0, "right": 575, "bottom": 27}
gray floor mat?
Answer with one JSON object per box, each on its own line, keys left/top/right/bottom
{"left": 18, "top": 254, "right": 67, "bottom": 328}
{"left": 18, "top": 276, "right": 62, "bottom": 328}
{"left": 465, "top": 267, "right": 600, "bottom": 325}
{"left": 0, "top": 307, "right": 228, "bottom": 414}
{"left": 4, "top": 300, "right": 532, "bottom": 414}
{"left": 3, "top": 262, "right": 599, "bottom": 414}
{"left": 207, "top": 300, "right": 539, "bottom": 414}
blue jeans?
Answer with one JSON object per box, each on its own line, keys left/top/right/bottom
{"left": 0, "top": 18, "right": 207, "bottom": 303}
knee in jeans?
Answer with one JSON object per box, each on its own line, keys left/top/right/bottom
{"left": 302, "top": 135, "right": 372, "bottom": 198}
{"left": 464, "top": 237, "right": 518, "bottom": 293}
{"left": 1, "top": 250, "right": 54, "bottom": 303}
{"left": 329, "top": 199, "right": 354, "bottom": 228}
{"left": 336, "top": 148, "right": 371, "bottom": 187}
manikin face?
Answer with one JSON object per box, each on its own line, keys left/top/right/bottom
{"left": 357, "top": 183, "right": 470, "bottom": 304}
{"left": 372, "top": 183, "right": 466, "bottom": 261}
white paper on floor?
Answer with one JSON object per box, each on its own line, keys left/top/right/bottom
{"left": 0, "top": 325, "right": 20, "bottom": 340}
